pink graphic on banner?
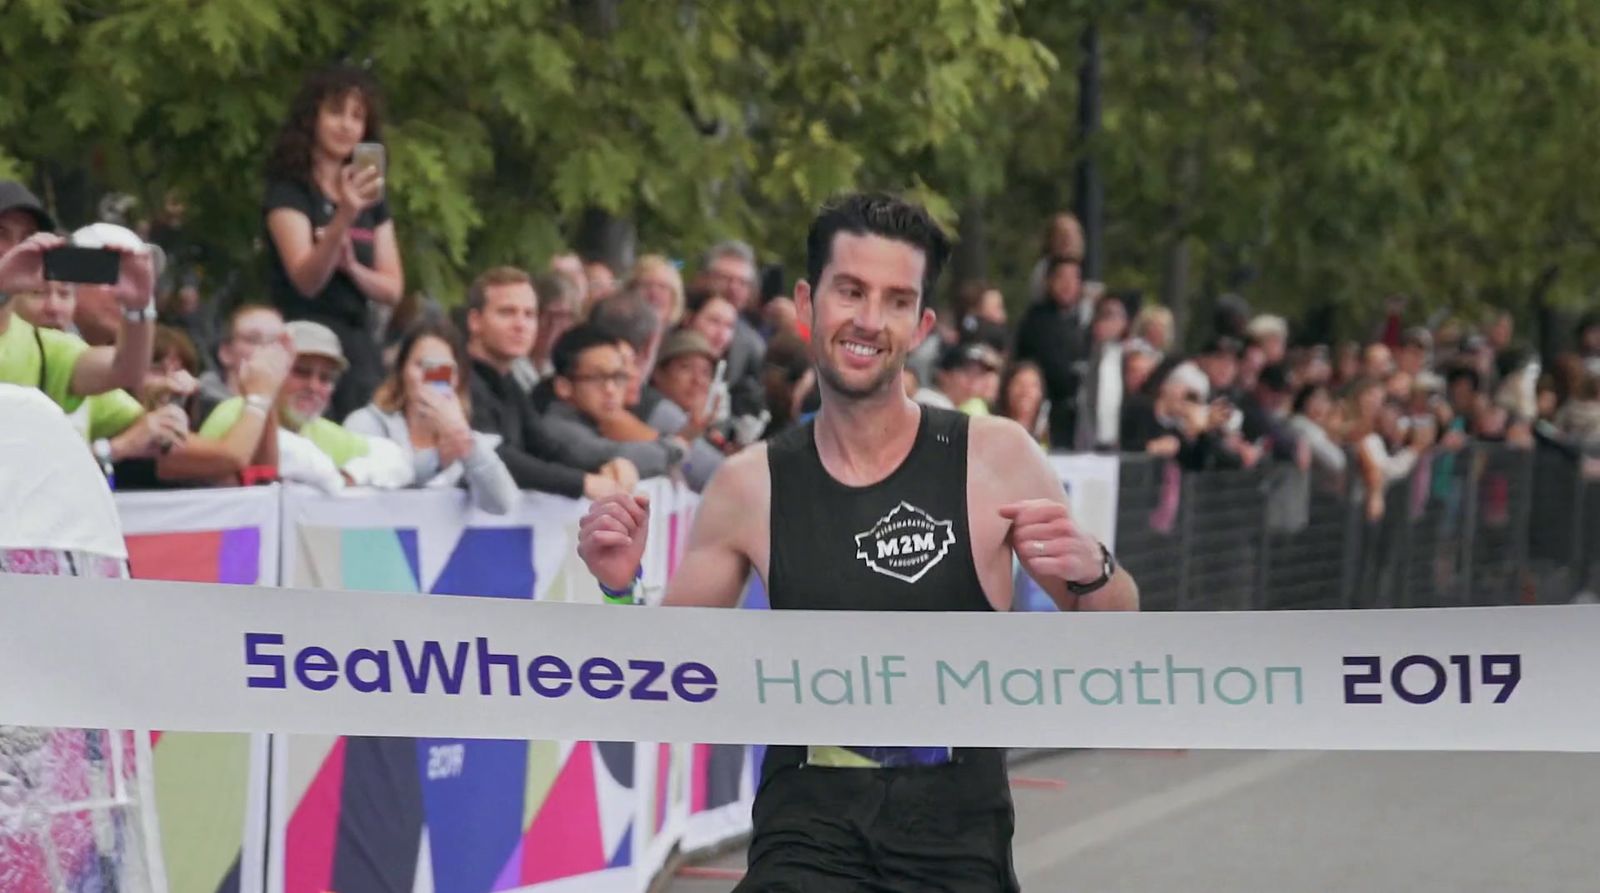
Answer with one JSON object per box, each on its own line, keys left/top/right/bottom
{"left": 668, "top": 511, "right": 682, "bottom": 578}
{"left": 655, "top": 744, "right": 671, "bottom": 834}
{"left": 518, "top": 743, "right": 605, "bottom": 884}
{"left": 285, "top": 739, "right": 347, "bottom": 893}
{"left": 690, "top": 745, "right": 710, "bottom": 813}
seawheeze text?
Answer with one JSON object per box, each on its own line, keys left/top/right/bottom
{"left": 243, "top": 633, "right": 717, "bottom": 703}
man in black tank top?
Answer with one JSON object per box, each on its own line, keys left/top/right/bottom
{"left": 578, "top": 193, "right": 1140, "bottom": 891}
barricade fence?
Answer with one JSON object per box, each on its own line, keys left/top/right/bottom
{"left": 4, "top": 441, "right": 1590, "bottom": 893}
{"left": 1113, "top": 436, "right": 1599, "bottom": 614}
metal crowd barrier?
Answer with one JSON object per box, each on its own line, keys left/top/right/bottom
{"left": 1111, "top": 436, "right": 1597, "bottom": 611}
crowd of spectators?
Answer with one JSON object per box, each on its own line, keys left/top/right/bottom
{"left": 2, "top": 64, "right": 1599, "bottom": 524}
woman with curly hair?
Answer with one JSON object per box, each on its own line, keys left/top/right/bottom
{"left": 262, "top": 63, "right": 403, "bottom": 421}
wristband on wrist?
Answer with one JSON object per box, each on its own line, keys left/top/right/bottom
{"left": 599, "top": 566, "right": 643, "bottom": 605}
{"left": 243, "top": 393, "right": 272, "bottom": 416}
{"left": 240, "top": 465, "right": 279, "bottom": 487}
{"left": 122, "top": 301, "right": 157, "bottom": 324}
{"left": 91, "top": 437, "right": 115, "bottom": 475}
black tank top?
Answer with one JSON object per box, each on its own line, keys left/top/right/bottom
{"left": 761, "top": 405, "right": 1008, "bottom": 795}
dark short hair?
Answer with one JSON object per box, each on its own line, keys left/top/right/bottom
{"left": 1045, "top": 255, "right": 1081, "bottom": 281}
{"left": 1201, "top": 334, "right": 1243, "bottom": 357}
{"left": 805, "top": 192, "right": 950, "bottom": 301}
{"left": 1258, "top": 363, "right": 1292, "bottom": 394}
{"left": 1445, "top": 365, "right": 1481, "bottom": 393}
{"left": 552, "top": 323, "right": 625, "bottom": 380}
{"left": 684, "top": 286, "right": 732, "bottom": 317}
{"left": 468, "top": 266, "right": 533, "bottom": 313}
{"left": 587, "top": 292, "right": 660, "bottom": 354}
{"left": 1291, "top": 383, "right": 1327, "bottom": 416}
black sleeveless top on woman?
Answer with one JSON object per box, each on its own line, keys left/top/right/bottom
{"left": 762, "top": 405, "right": 1009, "bottom": 797}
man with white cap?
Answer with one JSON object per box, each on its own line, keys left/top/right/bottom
{"left": 0, "top": 183, "right": 157, "bottom": 409}
{"left": 198, "top": 319, "right": 409, "bottom": 491}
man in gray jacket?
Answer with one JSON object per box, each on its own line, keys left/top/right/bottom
{"left": 546, "top": 323, "right": 686, "bottom": 481}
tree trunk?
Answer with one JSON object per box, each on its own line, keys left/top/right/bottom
{"left": 1074, "top": 22, "right": 1104, "bottom": 282}
{"left": 575, "top": 207, "right": 637, "bottom": 274}
{"left": 1161, "top": 231, "right": 1191, "bottom": 346}
{"left": 1528, "top": 263, "right": 1562, "bottom": 363}
{"left": 950, "top": 194, "right": 989, "bottom": 302}
{"left": 1160, "top": 146, "right": 1200, "bottom": 346}
{"left": 571, "top": 0, "right": 631, "bottom": 274}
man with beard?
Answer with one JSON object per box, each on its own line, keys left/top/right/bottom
{"left": 576, "top": 192, "right": 1139, "bottom": 891}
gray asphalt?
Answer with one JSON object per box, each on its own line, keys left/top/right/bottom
{"left": 666, "top": 748, "right": 1600, "bottom": 892}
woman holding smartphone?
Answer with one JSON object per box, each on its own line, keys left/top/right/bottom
{"left": 345, "top": 322, "right": 517, "bottom": 514}
{"left": 262, "top": 64, "right": 403, "bottom": 421}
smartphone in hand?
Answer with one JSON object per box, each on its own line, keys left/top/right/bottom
{"left": 421, "top": 358, "right": 454, "bottom": 394}
{"left": 43, "top": 246, "right": 120, "bottom": 285}
{"left": 704, "top": 359, "right": 727, "bottom": 417}
{"left": 351, "top": 142, "right": 386, "bottom": 198}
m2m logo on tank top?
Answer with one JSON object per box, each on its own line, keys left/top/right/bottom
{"left": 853, "top": 502, "right": 956, "bottom": 584}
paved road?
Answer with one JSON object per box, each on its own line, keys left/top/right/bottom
{"left": 667, "top": 749, "right": 1600, "bottom": 892}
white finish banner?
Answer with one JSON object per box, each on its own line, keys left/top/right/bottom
{"left": 3, "top": 574, "right": 1595, "bottom": 752}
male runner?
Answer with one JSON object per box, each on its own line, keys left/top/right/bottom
{"left": 578, "top": 192, "right": 1139, "bottom": 891}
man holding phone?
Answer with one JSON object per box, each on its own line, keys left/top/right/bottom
{"left": 0, "top": 182, "right": 158, "bottom": 414}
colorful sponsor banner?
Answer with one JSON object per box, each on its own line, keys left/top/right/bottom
{"left": 115, "top": 485, "right": 279, "bottom": 893}
{"left": 3, "top": 574, "right": 1596, "bottom": 754}
{"left": 118, "top": 486, "right": 280, "bottom": 588}
{"left": 269, "top": 483, "right": 701, "bottom": 893}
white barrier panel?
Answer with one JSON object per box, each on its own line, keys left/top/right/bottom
{"left": 2, "top": 574, "right": 1597, "bottom": 752}
{"left": 1048, "top": 453, "right": 1119, "bottom": 552}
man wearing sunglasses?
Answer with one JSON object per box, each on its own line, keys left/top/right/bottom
{"left": 198, "top": 319, "right": 408, "bottom": 491}
{"left": 544, "top": 323, "right": 685, "bottom": 480}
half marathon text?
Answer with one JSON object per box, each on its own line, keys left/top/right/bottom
{"left": 755, "top": 656, "right": 1304, "bottom": 707}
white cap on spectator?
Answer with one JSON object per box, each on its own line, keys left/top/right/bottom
{"left": 71, "top": 222, "right": 165, "bottom": 280}
{"left": 1125, "top": 337, "right": 1162, "bottom": 358}
{"left": 1169, "top": 361, "right": 1210, "bottom": 401}
{"left": 1246, "top": 314, "right": 1288, "bottom": 342}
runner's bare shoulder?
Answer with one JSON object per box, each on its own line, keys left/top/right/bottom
{"left": 704, "top": 444, "right": 771, "bottom": 528}
{"left": 966, "top": 415, "right": 1049, "bottom": 488}
{"left": 695, "top": 442, "right": 773, "bottom": 547}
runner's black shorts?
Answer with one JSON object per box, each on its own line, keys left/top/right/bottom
{"left": 734, "top": 754, "right": 1020, "bottom": 892}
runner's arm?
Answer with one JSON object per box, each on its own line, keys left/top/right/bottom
{"left": 980, "top": 417, "right": 1139, "bottom": 612}
{"left": 660, "top": 447, "right": 764, "bottom": 608}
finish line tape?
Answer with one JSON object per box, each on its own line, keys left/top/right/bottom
{"left": 2, "top": 575, "right": 1596, "bottom": 752}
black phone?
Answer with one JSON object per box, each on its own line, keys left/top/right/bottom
{"left": 43, "top": 246, "right": 120, "bottom": 285}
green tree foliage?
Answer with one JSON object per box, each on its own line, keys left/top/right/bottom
{"left": 0, "top": 0, "right": 1050, "bottom": 304}
{"left": 3, "top": 0, "right": 1596, "bottom": 337}
{"left": 968, "top": 1, "right": 1600, "bottom": 340}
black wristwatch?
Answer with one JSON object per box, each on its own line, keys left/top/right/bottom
{"left": 1066, "top": 542, "right": 1115, "bottom": 595}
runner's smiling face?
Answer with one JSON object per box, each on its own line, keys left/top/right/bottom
{"left": 800, "top": 232, "right": 935, "bottom": 401}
